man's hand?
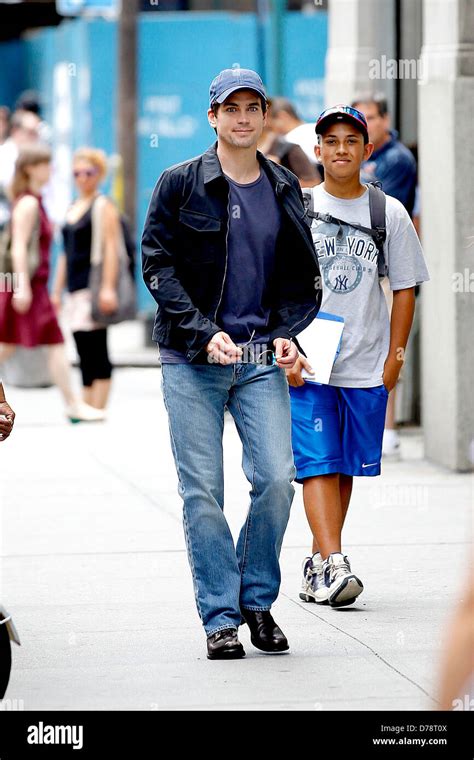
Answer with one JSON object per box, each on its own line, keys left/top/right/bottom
{"left": 205, "top": 331, "right": 243, "bottom": 365}
{"left": 273, "top": 338, "right": 299, "bottom": 369}
{"left": 0, "top": 401, "right": 15, "bottom": 441}
{"left": 286, "top": 354, "right": 314, "bottom": 386}
{"left": 382, "top": 355, "right": 402, "bottom": 393}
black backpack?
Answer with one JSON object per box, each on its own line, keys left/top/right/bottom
{"left": 302, "top": 182, "right": 388, "bottom": 278}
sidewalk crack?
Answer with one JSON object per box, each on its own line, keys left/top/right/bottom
{"left": 282, "top": 593, "right": 439, "bottom": 706}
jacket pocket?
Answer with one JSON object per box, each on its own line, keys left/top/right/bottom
{"left": 178, "top": 208, "right": 221, "bottom": 264}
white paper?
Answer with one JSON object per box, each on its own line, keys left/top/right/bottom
{"left": 298, "top": 314, "right": 344, "bottom": 385}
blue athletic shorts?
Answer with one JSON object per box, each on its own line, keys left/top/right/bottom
{"left": 289, "top": 382, "right": 389, "bottom": 482}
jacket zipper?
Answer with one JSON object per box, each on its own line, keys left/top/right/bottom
{"left": 214, "top": 187, "right": 230, "bottom": 321}
{"left": 288, "top": 302, "right": 319, "bottom": 337}
{"left": 284, "top": 200, "right": 320, "bottom": 336}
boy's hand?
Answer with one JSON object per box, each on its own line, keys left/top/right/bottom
{"left": 286, "top": 355, "right": 314, "bottom": 387}
{"left": 383, "top": 356, "right": 402, "bottom": 392}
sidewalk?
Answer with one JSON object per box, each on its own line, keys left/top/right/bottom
{"left": 0, "top": 367, "right": 472, "bottom": 711}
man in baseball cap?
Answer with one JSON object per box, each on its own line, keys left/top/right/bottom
{"left": 142, "top": 67, "right": 321, "bottom": 660}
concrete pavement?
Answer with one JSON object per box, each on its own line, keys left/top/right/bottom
{"left": 0, "top": 367, "right": 472, "bottom": 710}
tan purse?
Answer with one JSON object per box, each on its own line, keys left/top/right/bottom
{"left": 89, "top": 195, "right": 136, "bottom": 325}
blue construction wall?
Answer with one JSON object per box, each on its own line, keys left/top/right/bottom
{"left": 0, "top": 40, "right": 26, "bottom": 108}
{"left": 0, "top": 10, "right": 327, "bottom": 312}
{"left": 281, "top": 12, "right": 327, "bottom": 121}
{"left": 20, "top": 19, "right": 118, "bottom": 170}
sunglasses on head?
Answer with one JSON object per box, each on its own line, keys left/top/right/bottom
{"left": 316, "top": 105, "right": 368, "bottom": 131}
{"left": 73, "top": 168, "right": 99, "bottom": 178}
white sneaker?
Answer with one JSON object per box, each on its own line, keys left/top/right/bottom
{"left": 299, "top": 553, "right": 329, "bottom": 604}
{"left": 323, "top": 553, "right": 363, "bottom": 607}
{"left": 66, "top": 401, "right": 106, "bottom": 423}
{"left": 382, "top": 428, "right": 401, "bottom": 459}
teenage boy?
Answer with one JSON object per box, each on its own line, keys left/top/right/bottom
{"left": 141, "top": 69, "right": 321, "bottom": 659}
{"left": 287, "top": 105, "right": 429, "bottom": 608}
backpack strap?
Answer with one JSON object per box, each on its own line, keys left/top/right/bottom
{"left": 301, "top": 187, "right": 314, "bottom": 218}
{"left": 367, "top": 182, "right": 387, "bottom": 277}
{"left": 303, "top": 183, "right": 388, "bottom": 278}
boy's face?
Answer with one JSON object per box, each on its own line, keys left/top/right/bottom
{"left": 208, "top": 89, "right": 266, "bottom": 148}
{"left": 315, "top": 122, "right": 374, "bottom": 181}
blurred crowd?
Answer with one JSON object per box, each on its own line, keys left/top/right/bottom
{"left": 0, "top": 92, "right": 132, "bottom": 424}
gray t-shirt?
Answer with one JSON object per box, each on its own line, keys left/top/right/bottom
{"left": 307, "top": 184, "right": 430, "bottom": 388}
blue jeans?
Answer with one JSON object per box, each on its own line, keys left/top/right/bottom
{"left": 161, "top": 361, "right": 296, "bottom": 637}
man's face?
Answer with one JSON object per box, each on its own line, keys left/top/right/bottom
{"left": 352, "top": 102, "right": 389, "bottom": 147}
{"left": 315, "top": 122, "right": 373, "bottom": 180}
{"left": 208, "top": 89, "right": 266, "bottom": 148}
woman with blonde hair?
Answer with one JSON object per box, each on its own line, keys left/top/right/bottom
{"left": 52, "top": 147, "right": 122, "bottom": 410}
{"left": 0, "top": 144, "right": 104, "bottom": 423}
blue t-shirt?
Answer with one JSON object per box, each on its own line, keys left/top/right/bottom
{"left": 159, "top": 168, "right": 281, "bottom": 363}
{"left": 360, "top": 131, "right": 417, "bottom": 214}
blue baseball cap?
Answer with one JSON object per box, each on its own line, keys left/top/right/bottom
{"left": 316, "top": 104, "right": 368, "bottom": 140}
{"left": 209, "top": 68, "right": 267, "bottom": 109}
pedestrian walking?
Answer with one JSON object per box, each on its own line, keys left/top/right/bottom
{"left": 141, "top": 68, "right": 321, "bottom": 659}
{"left": 351, "top": 93, "right": 417, "bottom": 215}
{"left": 52, "top": 148, "right": 122, "bottom": 411}
{"left": 287, "top": 105, "right": 429, "bottom": 608}
{"left": 0, "top": 144, "right": 104, "bottom": 423}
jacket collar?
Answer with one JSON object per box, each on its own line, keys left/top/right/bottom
{"left": 202, "top": 141, "right": 292, "bottom": 194}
